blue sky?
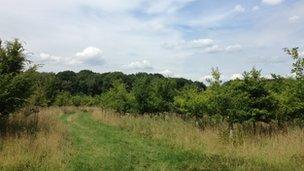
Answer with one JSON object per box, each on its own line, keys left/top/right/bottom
{"left": 0, "top": 0, "right": 303, "bottom": 81}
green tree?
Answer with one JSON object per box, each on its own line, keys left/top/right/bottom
{"left": 153, "top": 78, "right": 177, "bottom": 112}
{"left": 206, "top": 67, "right": 222, "bottom": 87}
{"left": 206, "top": 79, "right": 249, "bottom": 136}
{"left": 174, "top": 85, "right": 208, "bottom": 118}
{"left": 0, "top": 39, "right": 29, "bottom": 75}
{"left": 284, "top": 47, "right": 304, "bottom": 78}
{"left": 55, "top": 71, "right": 78, "bottom": 94}
{"left": 208, "top": 68, "right": 278, "bottom": 135}
{"left": 132, "top": 76, "right": 159, "bottom": 114}
{"left": 53, "top": 91, "right": 72, "bottom": 106}
{"left": 242, "top": 68, "right": 277, "bottom": 124}
{"left": 101, "top": 80, "right": 134, "bottom": 113}
{"left": 28, "top": 72, "right": 57, "bottom": 106}
{"left": 77, "top": 70, "right": 103, "bottom": 96}
{"left": 0, "top": 39, "right": 35, "bottom": 133}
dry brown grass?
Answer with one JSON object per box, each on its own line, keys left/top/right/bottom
{"left": 89, "top": 107, "right": 304, "bottom": 169}
{"left": 0, "top": 107, "right": 73, "bottom": 170}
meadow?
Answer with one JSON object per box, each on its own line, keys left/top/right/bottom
{"left": 1, "top": 106, "right": 303, "bottom": 170}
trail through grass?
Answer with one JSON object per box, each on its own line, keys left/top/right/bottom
{"left": 1, "top": 108, "right": 301, "bottom": 170}
{"left": 60, "top": 112, "right": 278, "bottom": 170}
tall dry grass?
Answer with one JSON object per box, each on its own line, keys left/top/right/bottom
{"left": 89, "top": 107, "right": 304, "bottom": 169}
{"left": 0, "top": 107, "right": 73, "bottom": 170}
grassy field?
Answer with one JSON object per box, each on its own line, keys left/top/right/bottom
{"left": 0, "top": 107, "right": 304, "bottom": 170}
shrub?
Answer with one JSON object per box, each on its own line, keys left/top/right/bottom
{"left": 53, "top": 91, "right": 72, "bottom": 106}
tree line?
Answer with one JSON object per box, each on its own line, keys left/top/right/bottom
{"left": 0, "top": 39, "right": 303, "bottom": 134}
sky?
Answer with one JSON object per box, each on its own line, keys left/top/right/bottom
{"left": 0, "top": 0, "right": 303, "bottom": 81}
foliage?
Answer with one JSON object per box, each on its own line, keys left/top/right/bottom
{"left": 0, "top": 72, "right": 35, "bottom": 116}
{"left": 241, "top": 68, "right": 278, "bottom": 124}
{"left": 55, "top": 71, "right": 79, "bottom": 94}
{"left": 53, "top": 91, "right": 73, "bottom": 106}
{"left": 153, "top": 78, "right": 177, "bottom": 112}
{"left": 0, "top": 39, "right": 28, "bottom": 75}
{"left": 174, "top": 86, "right": 208, "bottom": 118}
{"left": 284, "top": 47, "right": 304, "bottom": 78}
{"left": 0, "top": 39, "right": 35, "bottom": 125}
{"left": 132, "top": 76, "right": 159, "bottom": 114}
{"left": 206, "top": 67, "right": 222, "bottom": 86}
{"left": 100, "top": 80, "right": 134, "bottom": 113}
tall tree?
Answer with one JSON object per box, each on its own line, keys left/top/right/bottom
{"left": 132, "top": 76, "right": 158, "bottom": 114}
{"left": 0, "top": 39, "right": 28, "bottom": 75}
{"left": 0, "top": 39, "right": 35, "bottom": 132}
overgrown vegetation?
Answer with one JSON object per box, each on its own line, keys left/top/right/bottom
{"left": 0, "top": 107, "right": 72, "bottom": 170}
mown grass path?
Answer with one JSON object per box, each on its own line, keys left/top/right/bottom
{"left": 61, "top": 112, "right": 272, "bottom": 171}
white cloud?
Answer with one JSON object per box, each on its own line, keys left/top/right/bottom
{"left": 39, "top": 53, "right": 61, "bottom": 63}
{"left": 80, "top": 0, "right": 143, "bottom": 13}
{"left": 248, "top": 56, "right": 287, "bottom": 64}
{"left": 252, "top": 6, "right": 260, "bottom": 11}
{"left": 37, "top": 52, "right": 82, "bottom": 66}
{"left": 189, "top": 5, "right": 248, "bottom": 27}
{"left": 225, "top": 44, "right": 242, "bottom": 52}
{"left": 234, "top": 5, "right": 245, "bottom": 13}
{"left": 163, "top": 39, "right": 242, "bottom": 54}
{"left": 240, "top": 1, "right": 304, "bottom": 51}
{"left": 204, "top": 45, "right": 224, "bottom": 53}
{"left": 163, "top": 38, "right": 214, "bottom": 49}
{"left": 188, "top": 39, "right": 215, "bottom": 48}
{"left": 231, "top": 73, "right": 243, "bottom": 80}
{"left": 76, "top": 47, "right": 102, "bottom": 58}
{"left": 144, "top": 0, "right": 194, "bottom": 14}
{"left": 36, "top": 47, "right": 105, "bottom": 67}
{"left": 204, "top": 44, "right": 242, "bottom": 53}
{"left": 289, "top": 15, "right": 300, "bottom": 23}
{"left": 73, "top": 47, "right": 105, "bottom": 66}
{"left": 126, "top": 60, "right": 153, "bottom": 70}
{"left": 262, "top": 0, "right": 284, "bottom": 5}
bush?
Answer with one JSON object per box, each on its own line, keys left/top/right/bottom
{"left": 53, "top": 92, "right": 72, "bottom": 106}
{"left": 100, "top": 80, "right": 135, "bottom": 113}
{"left": 174, "top": 85, "right": 208, "bottom": 118}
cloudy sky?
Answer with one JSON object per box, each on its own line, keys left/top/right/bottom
{"left": 0, "top": 0, "right": 303, "bottom": 81}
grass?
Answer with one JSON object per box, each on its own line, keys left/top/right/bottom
{"left": 62, "top": 111, "right": 267, "bottom": 170}
{"left": 89, "top": 107, "right": 304, "bottom": 170}
{"left": 0, "top": 107, "right": 73, "bottom": 170}
{"left": 1, "top": 106, "right": 304, "bottom": 170}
